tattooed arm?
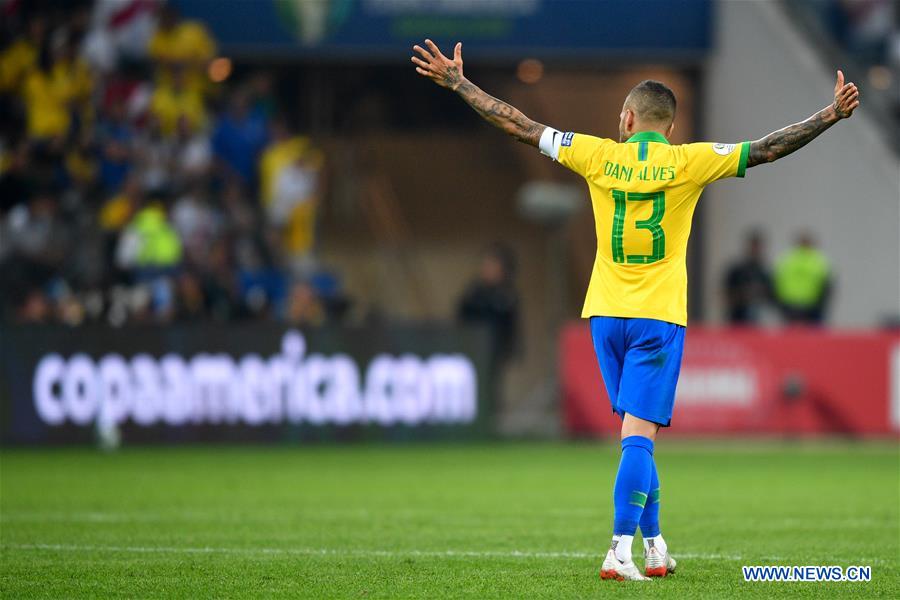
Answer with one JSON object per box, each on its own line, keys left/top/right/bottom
{"left": 411, "top": 39, "right": 545, "bottom": 146}
{"left": 748, "top": 70, "right": 859, "bottom": 167}
{"left": 453, "top": 79, "right": 545, "bottom": 146}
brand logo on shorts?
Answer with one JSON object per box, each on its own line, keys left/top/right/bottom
{"left": 712, "top": 143, "right": 735, "bottom": 156}
{"left": 562, "top": 132, "right": 575, "bottom": 147}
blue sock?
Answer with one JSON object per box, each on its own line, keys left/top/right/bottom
{"left": 639, "top": 459, "right": 661, "bottom": 538}
{"left": 613, "top": 436, "right": 654, "bottom": 535}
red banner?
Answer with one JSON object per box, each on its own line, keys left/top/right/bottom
{"left": 560, "top": 324, "right": 900, "bottom": 437}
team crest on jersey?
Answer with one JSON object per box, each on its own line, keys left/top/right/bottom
{"left": 562, "top": 132, "right": 575, "bottom": 147}
{"left": 712, "top": 143, "right": 735, "bottom": 155}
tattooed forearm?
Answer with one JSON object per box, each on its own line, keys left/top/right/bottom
{"left": 747, "top": 106, "right": 839, "bottom": 167}
{"left": 455, "top": 79, "right": 544, "bottom": 147}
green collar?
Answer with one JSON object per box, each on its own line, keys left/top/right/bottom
{"left": 625, "top": 131, "right": 670, "bottom": 145}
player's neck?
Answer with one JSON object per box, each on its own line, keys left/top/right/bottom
{"left": 633, "top": 127, "right": 669, "bottom": 138}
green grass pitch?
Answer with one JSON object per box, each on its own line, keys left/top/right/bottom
{"left": 1, "top": 441, "right": 898, "bottom": 598}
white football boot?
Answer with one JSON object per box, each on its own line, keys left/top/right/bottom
{"left": 599, "top": 549, "right": 651, "bottom": 581}
{"left": 643, "top": 543, "right": 676, "bottom": 577}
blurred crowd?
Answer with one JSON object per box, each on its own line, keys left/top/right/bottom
{"left": 803, "top": 0, "right": 900, "bottom": 115}
{"left": 815, "top": 0, "right": 898, "bottom": 67}
{"left": 723, "top": 230, "right": 833, "bottom": 326}
{"left": 0, "top": 1, "right": 345, "bottom": 327}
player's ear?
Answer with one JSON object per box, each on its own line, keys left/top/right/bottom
{"left": 666, "top": 121, "right": 675, "bottom": 139}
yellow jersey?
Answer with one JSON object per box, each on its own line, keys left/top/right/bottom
{"left": 0, "top": 38, "right": 36, "bottom": 93}
{"left": 22, "top": 70, "right": 70, "bottom": 139}
{"left": 259, "top": 136, "right": 311, "bottom": 205}
{"left": 150, "top": 84, "right": 208, "bottom": 136}
{"left": 148, "top": 21, "right": 217, "bottom": 95}
{"left": 557, "top": 131, "right": 749, "bottom": 326}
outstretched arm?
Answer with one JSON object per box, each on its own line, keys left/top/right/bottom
{"left": 747, "top": 70, "right": 859, "bottom": 167}
{"left": 411, "top": 39, "right": 545, "bottom": 147}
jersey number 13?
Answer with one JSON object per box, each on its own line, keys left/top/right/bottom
{"left": 611, "top": 190, "right": 666, "bottom": 264}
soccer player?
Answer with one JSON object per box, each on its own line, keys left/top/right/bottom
{"left": 411, "top": 40, "right": 859, "bottom": 581}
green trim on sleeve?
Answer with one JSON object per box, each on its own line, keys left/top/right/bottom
{"left": 736, "top": 141, "right": 751, "bottom": 178}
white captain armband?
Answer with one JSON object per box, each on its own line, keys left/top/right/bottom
{"left": 539, "top": 127, "right": 564, "bottom": 160}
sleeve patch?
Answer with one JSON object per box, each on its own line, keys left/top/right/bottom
{"left": 561, "top": 132, "right": 575, "bottom": 147}
{"left": 712, "top": 143, "right": 736, "bottom": 156}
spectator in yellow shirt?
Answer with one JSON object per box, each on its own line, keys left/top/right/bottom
{"left": 22, "top": 46, "right": 70, "bottom": 142}
{"left": 22, "top": 33, "right": 93, "bottom": 143}
{"left": 148, "top": 5, "right": 216, "bottom": 96}
{"left": 150, "top": 67, "right": 207, "bottom": 137}
{"left": 258, "top": 119, "right": 310, "bottom": 206}
{"left": 0, "top": 16, "right": 45, "bottom": 94}
{"left": 261, "top": 123, "right": 324, "bottom": 268}
{"left": 269, "top": 146, "right": 325, "bottom": 276}
{"left": 100, "top": 176, "right": 143, "bottom": 233}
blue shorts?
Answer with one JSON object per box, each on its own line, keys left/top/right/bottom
{"left": 589, "top": 316, "right": 685, "bottom": 427}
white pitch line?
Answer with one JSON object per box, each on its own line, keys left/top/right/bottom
{"left": 1, "top": 543, "right": 749, "bottom": 561}
{"left": 9, "top": 544, "right": 890, "bottom": 565}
